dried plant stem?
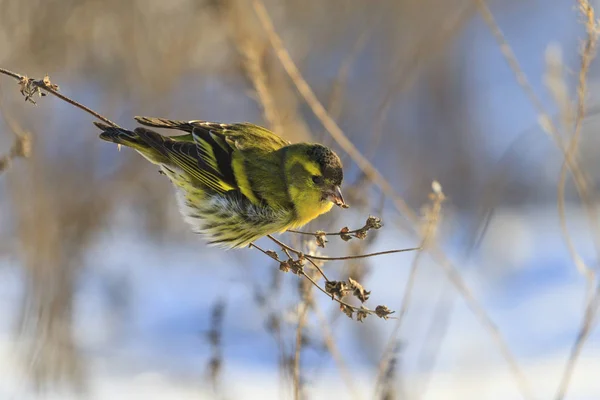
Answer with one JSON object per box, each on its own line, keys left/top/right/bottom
{"left": 554, "top": 3, "right": 600, "bottom": 399}
{"left": 205, "top": 300, "right": 226, "bottom": 394}
{"left": 307, "top": 248, "right": 420, "bottom": 261}
{"left": 475, "top": 1, "right": 600, "bottom": 399}
{"left": 320, "top": 24, "right": 372, "bottom": 146}
{"left": 225, "top": 0, "right": 283, "bottom": 135}
{"left": 473, "top": 1, "right": 549, "bottom": 118}
{"left": 367, "top": 4, "right": 474, "bottom": 159}
{"left": 253, "top": 1, "right": 532, "bottom": 397}
{"left": 554, "top": 287, "right": 600, "bottom": 400}
{"left": 374, "top": 185, "right": 444, "bottom": 397}
{"left": 0, "top": 94, "right": 32, "bottom": 173}
{"left": 266, "top": 235, "right": 330, "bottom": 281}
{"left": 415, "top": 286, "right": 455, "bottom": 398}
{"left": 474, "top": 0, "right": 599, "bottom": 279}
{"left": 288, "top": 228, "right": 365, "bottom": 236}
{"left": 556, "top": 0, "right": 600, "bottom": 288}
{"left": 250, "top": 241, "right": 383, "bottom": 318}
{"left": 0, "top": 132, "right": 31, "bottom": 173}
{"left": 311, "top": 302, "right": 361, "bottom": 400}
{"left": 269, "top": 234, "right": 418, "bottom": 261}
{"left": 251, "top": 0, "right": 416, "bottom": 224}
{"left": 0, "top": 67, "right": 119, "bottom": 128}
{"left": 293, "top": 300, "right": 308, "bottom": 400}
{"left": 432, "top": 246, "right": 534, "bottom": 399}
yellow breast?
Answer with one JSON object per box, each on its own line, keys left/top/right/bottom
{"left": 287, "top": 188, "right": 334, "bottom": 229}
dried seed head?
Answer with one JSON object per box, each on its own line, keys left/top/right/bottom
{"left": 288, "top": 258, "right": 304, "bottom": 275}
{"left": 325, "top": 280, "right": 351, "bottom": 299}
{"left": 295, "top": 253, "right": 306, "bottom": 266}
{"left": 42, "top": 74, "right": 59, "bottom": 91}
{"left": 279, "top": 261, "right": 291, "bottom": 272}
{"left": 315, "top": 231, "right": 327, "bottom": 248}
{"left": 18, "top": 76, "right": 39, "bottom": 104}
{"left": 266, "top": 250, "right": 279, "bottom": 259}
{"left": 340, "top": 304, "right": 354, "bottom": 319}
{"left": 356, "top": 307, "right": 369, "bottom": 323}
{"left": 365, "top": 216, "right": 382, "bottom": 230}
{"left": 375, "top": 305, "right": 395, "bottom": 320}
{"left": 354, "top": 229, "right": 368, "bottom": 240}
{"left": 339, "top": 227, "right": 352, "bottom": 241}
{"left": 348, "top": 277, "right": 370, "bottom": 303}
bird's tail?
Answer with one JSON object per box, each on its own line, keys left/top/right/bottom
{"left": 95, "top": 122, "right": 168, "bottom": 164}
{"left": 96, "top": 122, "right": 142, "bottom": 147}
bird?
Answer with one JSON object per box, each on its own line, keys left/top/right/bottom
{"left": 95, "top": 116, "right": 347, "bottom": 249}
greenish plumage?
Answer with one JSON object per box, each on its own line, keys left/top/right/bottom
{"left": 96, "top": 116, "right": 346, "bottom": 248}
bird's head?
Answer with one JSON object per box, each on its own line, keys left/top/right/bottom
{"left": 284, "top": 143, "right": 347, "bottom": 212}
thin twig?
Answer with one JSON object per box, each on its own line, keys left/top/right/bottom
{"left": 266, "top": 235, "right": 330, "bottom": 281}
{"left": 251, "top": 241, "right": 389, "bottom": 318}
{"left": 269, "top": 234, "right": 418, "bottom": 261}
{"left": 307, "top": 248, "right": 420, "bottom": 261}
{"left": 287, "top": 228, "right": 364, "bottom": 236}
{"left": 0, "top": 67, "right": 119, "bottom": 128}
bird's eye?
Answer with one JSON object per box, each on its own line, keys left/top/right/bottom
{"left": 312, "top": 175, "right": 324, "bottom": 185}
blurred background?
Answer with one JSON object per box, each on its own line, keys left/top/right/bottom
{"left": 1, "top": 0, "right": 600, "bottom": 399}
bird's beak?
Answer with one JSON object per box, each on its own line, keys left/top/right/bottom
{"left": 327, "top": 186, "right": 348, "bottom": 208}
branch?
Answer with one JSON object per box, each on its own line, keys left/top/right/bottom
{"left": 0, "top": 67, "right": 120, "bottom": 128}
{"left": 249, "top": 241, "right": 395, "bottom": 322}
{"left": 270, "top": 234, "right": 419, "bottom": 261}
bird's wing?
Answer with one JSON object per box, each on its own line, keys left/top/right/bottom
{"left": 134, "top": 117, "right": 290, "bottom": 205}
{"left": 134, "top": 116, "right": 290, "bottom": 150}
{"left": 133, "top": 127, "right": 237, "bottom": 194}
